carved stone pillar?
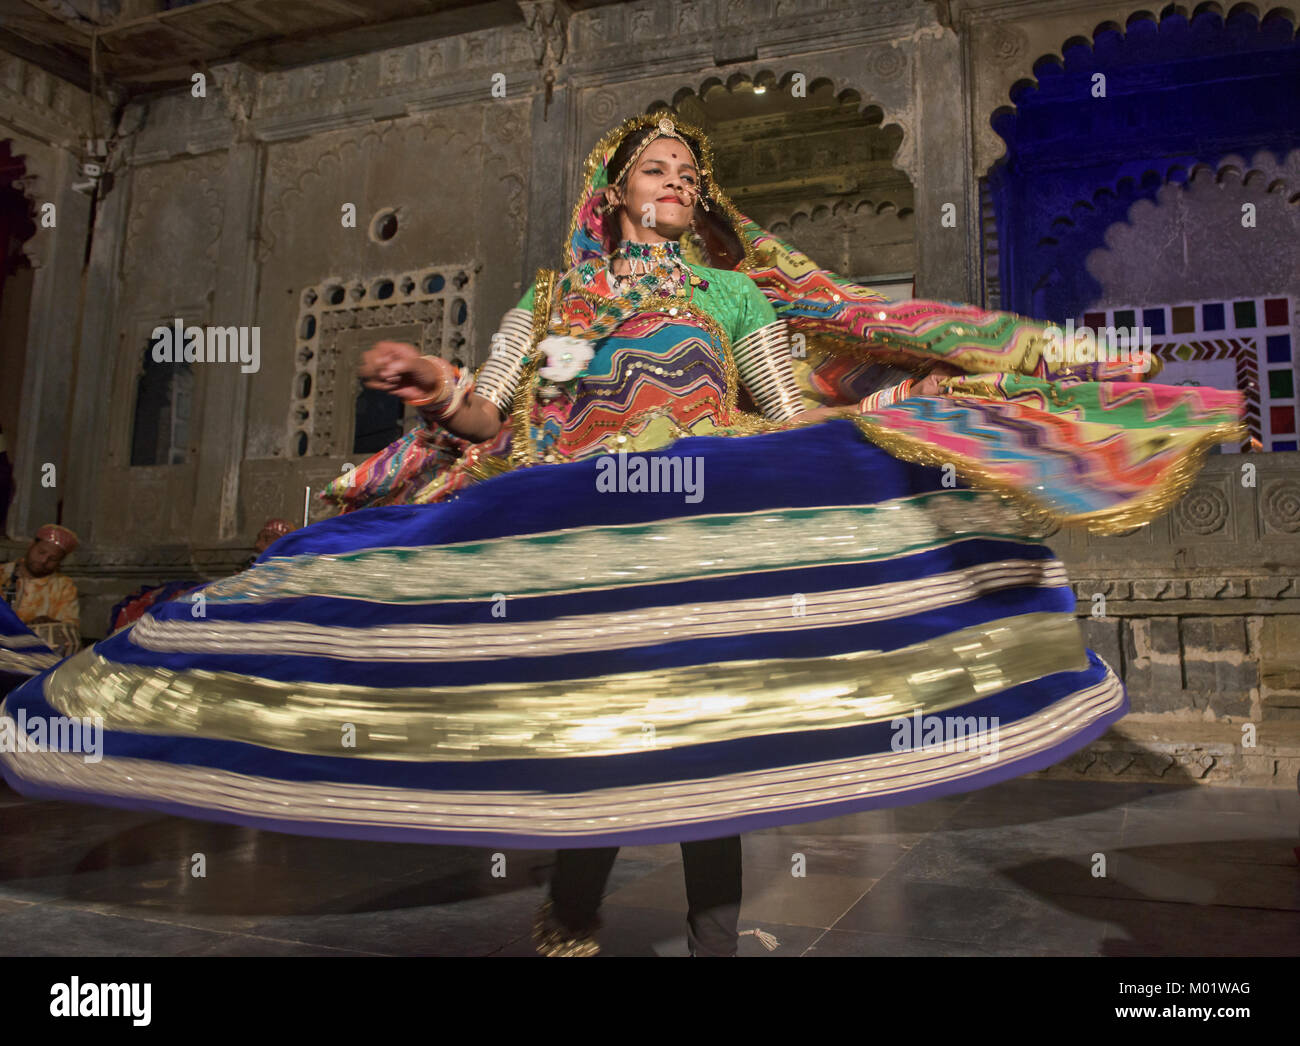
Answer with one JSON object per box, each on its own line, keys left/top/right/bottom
{"left": 522, "top": 77, "right": 576, "bottom": 281}
{"left": 191, "top": 137, "right": 263, "bottom": 542}
{"left": 910, "top": 21, "right": 979, "bottom": 303}
{"left": 10, "top": 147, "right": 92, "bottom": 537}
{"left": 62, "top": 124, "right": 136, "bottom": 545}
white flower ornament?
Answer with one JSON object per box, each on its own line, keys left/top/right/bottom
{"left": 537, "top": 336, "right": 594, "bottom": 383}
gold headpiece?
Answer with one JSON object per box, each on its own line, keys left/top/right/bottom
{"left": 618, "top": 117, "right": 697, "bottom": 180}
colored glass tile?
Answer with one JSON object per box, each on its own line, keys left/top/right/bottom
{"left": 1273, "top": 440, "right": 1298, "bottom": 452}
{"left": 1114, "top": 309, "right": 1136, "bottom": 329}
{"left": 1265, "top": 298, "right": 1289, "bottom": 326}
{"left": 1268, "top": 369, "right": 1295, "bottom": 399}
{"left": 1201, "top": 303, "right": 1225, "bottom": 330}
{"left": 1233, "top": 300, "right": 1256, "bottom": 328}
{"left": 1175, "top": 343, "right": 1195, "bottom": 361}
{"left": 1270, "top": 405, "right": 1296, "bottom": 434}
{"left": 1142, "top": 308, "right": 1166, "bottom": 335}
{"left": 1083, "top": 311, "right": 1105, "bottom": 329}
{"left": 1171, "top": 306, "right": 1196, "bottom": 333}
{"left": 1267, "top": 334, "right": 1292, "bottom": 363}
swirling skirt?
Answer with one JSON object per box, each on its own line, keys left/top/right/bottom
{"left": 0, "top": 599, "right": 59, "bottom": 695}
{"left": 0, "top": 420, "right": 1126, "bottom": 847}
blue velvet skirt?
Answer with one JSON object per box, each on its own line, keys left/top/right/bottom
{"left": 0, "top": 599, "right": 59, "bottom": 695}
{"left": 0, "top": 420, "right": 1126, "bottom": 847}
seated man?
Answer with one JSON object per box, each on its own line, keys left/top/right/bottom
{"left": 244, "top": 517, "right": 296, "bottom": 569}
{"left": 110, "top": 517, "right": 297, "bottom": 631}
{"left": 0, "top": 524, "right": 80, "bottom": 631}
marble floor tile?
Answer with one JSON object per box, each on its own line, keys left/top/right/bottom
{"left": 2, "top": 778, "right": 1295, "bottom": 955}
{"left": 490, "top": 904, "right": 820, "bottom": 957}
{"left": 803, "top": 928, "right": 1058, "bottom": 957}
{"left": 0, "top": 903, "right": 272, "bottom": 957}
{"left": 231, "top": 888, "right": 547, "bottom": 956}
{"left": 1059, "top": 895, "right": 1300, "bottom": 957}
{"left": 892, "top": 838, "right": 1136, "bottom": 898}
{"left": 834, "top": 879, "right": 1118, "bottom": 954}
{"left": 602, "top": 858, "right": 875, "bottom": 930}
{"left": 1123, "top": 785, "right": 1298, "bottom": 815}
{"left": 1119, "top": 808, "right": 1296, "bottom": 847}
{"left": 741, "top": 831, "right": 916, "bottom": 879}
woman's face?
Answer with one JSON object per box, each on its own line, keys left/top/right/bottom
{"left": 612, "top": 136, "right": 700, "bottom": 243}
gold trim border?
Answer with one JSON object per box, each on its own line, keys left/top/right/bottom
{"left": 38, "top": 612, "right": 1087, "bottom": 761}
{"left": 0, "top": 667, "right": 1124, "bottom": 837}
{"left": 848, "top": 413, "right": 1248, "bottom": 536}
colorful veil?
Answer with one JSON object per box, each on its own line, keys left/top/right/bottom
{"left": 555, "top": 112, "right": 1245, "bottom": 533}
{"left": 327, "top": 112, "right": 1244, "bottom": 531}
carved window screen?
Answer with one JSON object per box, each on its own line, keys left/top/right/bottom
{"left": 288, "top": 266, "right": 475, "bottom": 458}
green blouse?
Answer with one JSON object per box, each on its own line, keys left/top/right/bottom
{"left": 515, "top": 264, "right": 778, "bottom": 345}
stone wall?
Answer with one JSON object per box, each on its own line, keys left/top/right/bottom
{"left": 0, "top": 51, "right": 109, "bottom": 542}
{"left": 1, "top": 0, "right": 1296, "bottom": 786}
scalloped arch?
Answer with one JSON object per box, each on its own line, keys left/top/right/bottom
{"left": 980, "top": 4, "right": 1298, "bottom": 173}
{"left": 1031, "top": 152, "right": 1300, "bottom": 251}
{"left": 766, "top": 195, "right": 915, "bottom": 234}
{"left": 642, "top": 69, "right": 912, "bottom": 183}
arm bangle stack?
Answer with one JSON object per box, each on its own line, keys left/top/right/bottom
{"left": 414, "top": 357, "right": 474, "bottom": 425}
{"left": 731, "top": 319, "right": 805, "bottom": 422}
{"left": 474, "top": 307, "right": 535, "bottom": 416}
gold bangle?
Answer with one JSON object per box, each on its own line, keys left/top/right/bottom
{"left": 409, "top": 356, "right": 451, "bottom": 407}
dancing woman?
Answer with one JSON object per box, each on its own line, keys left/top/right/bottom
{"left": 0, "top": 114, "right": 1242, "bottom": 956}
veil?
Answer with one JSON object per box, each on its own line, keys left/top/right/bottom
{"left": 545, "top": 113, "right": 1245, "bottom": 532}
{"left": 326, "top": 112, "right": 1244, "bottom": 531}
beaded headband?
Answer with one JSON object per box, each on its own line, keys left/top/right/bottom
{"left": 617, "top": 117, "right": 699, "bottom": 185}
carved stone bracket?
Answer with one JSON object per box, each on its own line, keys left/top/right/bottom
{"left": 519, "top": 0, "right": 571, "bottom": 67}
{"left": 0, "top": 51, "right": 111, "bottom": 147}
{"left": 211, "top": 64, "right": 256, "bottom": 141}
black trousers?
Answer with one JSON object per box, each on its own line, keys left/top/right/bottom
{"left": 549, "top": 835, "right": 742, "bottom": 956}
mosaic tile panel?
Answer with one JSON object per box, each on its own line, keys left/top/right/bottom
{"left": 1082, "top": 296, "right": 1296, "bottom": 452}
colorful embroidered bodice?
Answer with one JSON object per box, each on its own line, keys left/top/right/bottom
{"left": 517, "top": 264, "right": 778, "bottom": 460}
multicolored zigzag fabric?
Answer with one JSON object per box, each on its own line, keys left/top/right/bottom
{"left": 735, "top": 219, "right": 1246, "bottom": 531}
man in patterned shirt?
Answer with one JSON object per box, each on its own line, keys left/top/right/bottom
{"left": 1, "top": 524, "right": 80, "bottom": 630}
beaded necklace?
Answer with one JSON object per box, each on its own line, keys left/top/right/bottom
{"left": 609, "top": 240, "right": 709, "bottom": 297}
{"left": 551, "top": 242, "right": 709, "bottom": 344}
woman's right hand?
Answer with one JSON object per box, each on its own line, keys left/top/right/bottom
{"left": 358, "top": 341, "right": 445, "bottom": 403}
{"left": 910, "top": 362, "right": 965, "bottom": 398}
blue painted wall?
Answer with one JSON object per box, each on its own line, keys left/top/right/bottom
{"left": 986, "top": 9, "right": 1300, "bottom": 321}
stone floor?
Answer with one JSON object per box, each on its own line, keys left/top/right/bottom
{"left": 1, "top": 777, "right": 1297, "bottom": 956}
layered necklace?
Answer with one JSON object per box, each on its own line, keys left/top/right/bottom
{"left": 550, "top": 240, "right": 712, "bottom": 346}
{"left": 609, "top": 240, "right": 708, "bottom": 297}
